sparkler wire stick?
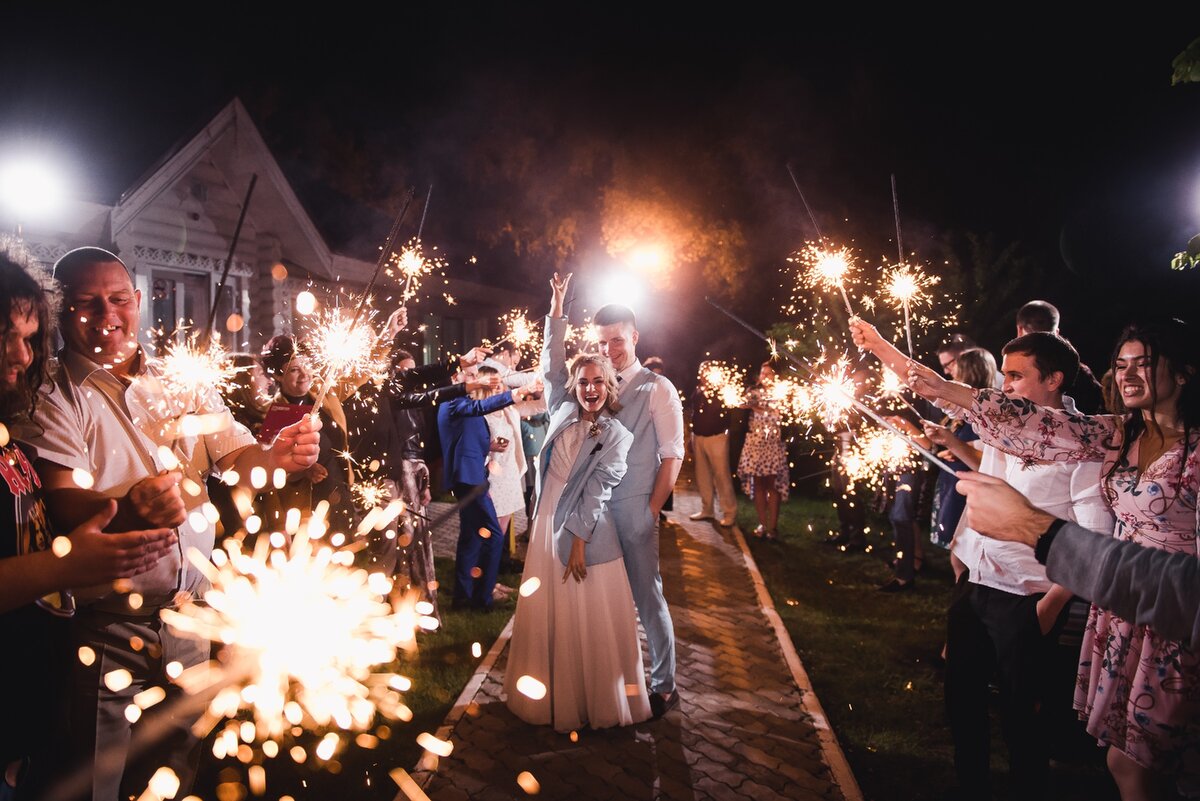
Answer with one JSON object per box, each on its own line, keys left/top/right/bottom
{"left": 704, "top": 297, "right": 956, "bottom": 476}
{"left": 785, "top": 162, "right": 823, "bottom": 239}
{"left": 415, "top": 184, "right": 433, "bottom": 241}
{"left": 204, "top": 173, "right": 258, "bottom": 343}
{"left": 310, "top": 189, "right": 416, "bottom": 415}
{"left": 890, "top": 174, "right": 915, "bottom": 356}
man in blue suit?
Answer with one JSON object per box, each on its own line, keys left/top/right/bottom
{"left": 438, "top": 370, "right": 543, "bottom": 610}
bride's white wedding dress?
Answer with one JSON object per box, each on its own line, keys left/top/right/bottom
{"left": 504, "top": 420, "right": 651, "bottom": 732}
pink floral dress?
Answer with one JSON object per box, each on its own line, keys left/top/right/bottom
{"left": 969, "top": 388, "right": 1200, "bottom": 783}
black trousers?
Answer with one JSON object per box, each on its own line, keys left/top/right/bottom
{"left": 945, "top": 579, "right": 1063, "bottom": 800}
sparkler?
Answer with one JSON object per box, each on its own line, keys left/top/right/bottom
{"left": 876, "top": 367, "right": 932, "bottom": 421}
{"left": 497, "top": 308, "right": 542, "bottom": 356}
{"left": 798, "top": 241, "right": 857, "bottom": 317}
{"left": 157, "top": 331, "right": 240, "bottom": 405}
{"left": 390, "top": 239, "right": 446, "bottom": 305}
{"left": 160, "top": 532, "right": 431, "bottom": 754}
{"left": 706, "top": 297, "right": 956, "bottom": 475}
{"left": 699, "top": 361, "right": 747, "bottom": 408}
{"left": 306, "top": 305, "right": 388, "bottom": 415}
{"left": 840, "top": 426, "right": 921, "bottom": 490}
{"left": 352, "top": 476, "right": 392, "bottom": 512}
{"left": 882, "top": 264, "right": 937, "bottom": 357}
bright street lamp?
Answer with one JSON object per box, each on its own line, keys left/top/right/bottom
{"left": 0, "top": 156, "right": 67, "bottom": 231}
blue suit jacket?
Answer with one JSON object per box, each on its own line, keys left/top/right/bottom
{"left": 437, "top": 392, "right": 517, "bottom": 487}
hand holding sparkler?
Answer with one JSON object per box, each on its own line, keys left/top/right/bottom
{"left": 458, "top": 347, "right": 491, "bottom": 369}
{"left": 266, "top": 414, "right": 323, "bottom": 474}
{"left": 128, "top": 471, "right": 187, "bottom": 529}
{"left": 466, "top": 373, "right": 503, "bottom": 394}
{"left": 386, "top": 307, "right": 408, "bottom": 339}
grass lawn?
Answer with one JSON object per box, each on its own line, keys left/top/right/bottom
{"left": 193, "top": 556, "right": 520, "bottom": 801}
{"left": 737, "top": 493, "right": 1117, "bottom": 801}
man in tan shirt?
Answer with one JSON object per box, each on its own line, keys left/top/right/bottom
{"left": 19, "top": 247, "right": 321, "bottom": 801}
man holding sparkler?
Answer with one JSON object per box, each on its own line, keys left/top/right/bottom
{"left": 17, "top": 247, "right": 322, "bottom": 801}
{"left": 593, "top": 302, "right": 684, "bottom": 718}
{"left": 852, "top": 318, "right": 1113, "bottom": 800}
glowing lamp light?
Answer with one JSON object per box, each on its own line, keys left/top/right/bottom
{"left": 0, "top": 157, "right": 67, "bottom": 224}
{"left": 595, "top": 270, "right": 645, "bottom": 311}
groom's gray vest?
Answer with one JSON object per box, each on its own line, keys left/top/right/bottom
{"left": 612, "top": 367, "right": 662, "bottom": 501}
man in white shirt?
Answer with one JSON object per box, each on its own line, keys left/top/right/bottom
{"left": 19, "top": 247, "right": 322, "bottom": 801}
{"left": 481, "top": 339, "right": 539, "bottom": 389}
{"left": 944, "top": 333, "right": 1113, "bottom": 800}
{"left": 593, "top": 304, "right": 684, "bottom": 717}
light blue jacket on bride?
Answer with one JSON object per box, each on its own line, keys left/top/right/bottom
{"left": 534, "top": 315, "right": 633, "bottom": 567}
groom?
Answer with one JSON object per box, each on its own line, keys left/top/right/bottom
{"left": 593, "top": 303, "right": 684, "bottom": 717}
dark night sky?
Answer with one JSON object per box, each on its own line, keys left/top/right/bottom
{"left": 2, "top": 8, "right": 1199, "bottom": 378}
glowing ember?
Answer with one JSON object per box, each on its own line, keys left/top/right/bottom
{"left": 517, "top": 771, "right": 541, "bottom": 795}
{"left": 389, "top": 239, "right": 447, "bottom": 304}
{"left": 157, "top": 332, "right": 239, "bottom": 405}
{"left": 698, "top": 361, "right": 747, "bottom": 408}
{"left": 306, "top": 307, "right": 386, "bottom": 390}
{"left": 353, "top": 478, "right": 392, "bottom": 512}
{"left": 497, "top": 308, "right": 542, "bottom": 355}
{"left": 518, "top": 577, "right": 541, "bottom": 597}
{"left": 882, "top": 264, "right": 936, "bottom": 309}
{"left": 515, "top": 675, "right": 547, "bottom": 700}
{"left": 839, "top": 427, "right": 919, "bottom": 490}
{"left": 160, "top": 532, "right": 423, "bottom": 752}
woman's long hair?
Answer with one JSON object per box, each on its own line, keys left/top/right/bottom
{"left": 0, "top": 239, "right": 56, "bottom": 424}
{"left": 569, "top": 353, "right": 621, "bottom": 414}
{"left": 953, "top": 347, "right": 998, "bottom": 391}
{"left": 1103, "top": 318, "right": 1199, "bottom": 490}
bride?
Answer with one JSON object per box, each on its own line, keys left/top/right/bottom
{"left": 504, "top": 272, "right": 651, "bottom": 732}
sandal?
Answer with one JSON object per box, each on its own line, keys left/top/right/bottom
{"left": 765, "top": 529, "right": 779, "bottom": 541}
{"left": 752, "top": 525, "right": 766, "bottom": 539}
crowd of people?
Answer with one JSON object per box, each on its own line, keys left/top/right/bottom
{"left": 0, "top": 230, "right": 1196, "bottom": 801}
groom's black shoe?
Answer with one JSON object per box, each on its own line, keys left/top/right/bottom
{"left": 649, "top": 691, "right": 680, "bottom": 719}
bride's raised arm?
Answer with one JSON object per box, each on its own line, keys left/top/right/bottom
{"left": 541, "top": 271, "right": 573, "bottom": 410}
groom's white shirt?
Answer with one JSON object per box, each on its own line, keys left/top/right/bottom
{"left": 615, "top": 359, "right": 684, "bottom": 463}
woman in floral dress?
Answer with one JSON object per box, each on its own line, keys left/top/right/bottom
{"left": 855, "top": 317, "right": 1199, "bottom": 800}
{"left": 737, "top": 362, "right": 789, "bottom": 539}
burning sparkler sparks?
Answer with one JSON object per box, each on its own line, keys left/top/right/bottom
{"left": 497, "top": 309, "right": 542, "bottom": 356}
{"left": 699, "top": 361, "right": 747, "bottom": 408}
{"left": 352, "top": 478, "right": 392, "bottom": 512}
{"left": 839, "top": 426, "right": 920, "bottom": 490}
{"left": 161, "top": 531, "right": 431, "bottom": 757}
{"left": 388, "top": 239, "right": 447, "bottom": 304}
{"left": 306, "top": 306, "right": 388, "bottom": 397}
{"left": 156, "top": 332, "right": 240, "bottom": 407}
{"left": 797, "top": 241, "right": 857, "bottom": 316}
{"left": 882, "top": 264, "right": 938, "bottom": 356}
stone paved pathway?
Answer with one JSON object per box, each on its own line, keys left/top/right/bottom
{"left": 412, "top": 490, "right": 857, "bottom": 801}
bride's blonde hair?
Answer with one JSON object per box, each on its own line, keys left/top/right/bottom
{"left": 569, "top": 353, "right": 621, "bottom": 413}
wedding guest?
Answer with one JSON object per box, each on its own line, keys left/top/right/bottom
{"left": 259, "top": 335, "right": 360, "bottom": 535}
{"left": 0, "top": 241, "right": 175, "bottom": 800}
{"left": 479, "top": 364, "right": 528, "bottom": 600}
{"left": 853, "top": 321, "right": 1115, "bottom": 800}
{"left": 1016, "top": 300, "right": 1105, "bottom": 414}
{"left": 20, "top": 247, "right": 319, "bottom": 800}
{"left": 738, "top": 362, "right": 789, "bottom": 539}
{"left": 688, "top": 361, "right": 738, "bottom": 527}
{"left": 437, "top": 367, "right": 542, "bottom": 611}
{"left": 869, "top": 316, "right": 1200, "bottom": 801}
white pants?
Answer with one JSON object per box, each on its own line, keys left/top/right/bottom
{"left": 693, "top": 432, "right": 737, "bottom": 518}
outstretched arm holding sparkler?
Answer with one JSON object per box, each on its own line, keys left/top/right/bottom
{"left": 849, "top": 318, "right": 976, "bottom": 410}
{"left": 217, "top": 414, "right": 324, "bottom": 481}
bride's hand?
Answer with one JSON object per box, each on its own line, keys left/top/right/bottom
{"left": 550, "top": 272, "right": 573, "bottom": 319}
{"left": 562, "top": 536, "right": 587, "bottom": 583}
